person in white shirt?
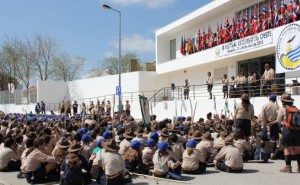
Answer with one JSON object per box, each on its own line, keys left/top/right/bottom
{"left": 206, "top": 72, "right": 213, "bottom": 99}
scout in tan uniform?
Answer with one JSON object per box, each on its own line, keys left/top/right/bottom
{"left": 152, "top": 142, "right": 181, "bottom": 178}
{"left": 259, "top": 94, "right": 279, "bottom": 159}
{"left": 214, "top": 135, "right": 243, "bottom": 173}
{"left": 261, "top": 63, "right": 275, "bottom": 96}
{"left": 182, "top": 140, "right": 206, "bottom": 174}
{"left": 119, "top": 129, "right": 135, "bottom": 156}
{"left": 196, "top": 132, "right": 215, "bottom": 163}
{"left": 276, "top": 93, "right": 300, "bottom": 173}
{"left": 102, "top": 140, "right": 126, "bottom": 185}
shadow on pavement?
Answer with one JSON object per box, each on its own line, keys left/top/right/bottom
{"left": 242, "top": 169, "right": 259, "bottom": 173}
{"left": 181, "top": 175, "right": 196, "bottom": 181}
{"left": 204, "top": 170, "right": 220, "bottom": 175}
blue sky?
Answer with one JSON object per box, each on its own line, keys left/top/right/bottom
{"left": 0, "top": 0, "right": 210, "bottom": 74}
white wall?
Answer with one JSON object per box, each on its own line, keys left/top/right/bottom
{"left": 37, "top": 80, "right": 69, "bottom": 103}
{"left": 0, "top": 104, "right": 36, "bottom": 114}
{"left": 153, "top": 96, "right": 300, "bottom": 121}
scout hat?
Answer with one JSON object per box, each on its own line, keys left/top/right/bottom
{"left": 219, "top": 130, "right": 230, "bottom": 140}
{"left": 202, "top": 132, "right": 213, "bottom": 141}
{"left": 160, "top": 128, "right": 169, "bottom": 138}
{"left": 240, "top": 93, "right": 250, "bottom": 100}
{"left": 56, "top": 137, "right": 71, "bottom": 149}
{"left": 280, "top": 93, "right": 294, "bottom": 102}
{"left": 224, "top": 135, "right": 234, "bottom": 144}
{"left": 106, "top": 139, "right": 120, "bottom": 152}
{"left": 123, "top": 128, "right": 136, "bottom": 139}
{"left": 68, "top": 141, "right": 83, "bottom": 153}
{"left": 134, "top": 127, "right": 144, "bottom": 136}
{"left": 192, "top": 130, "right": 202, "bottom": 141}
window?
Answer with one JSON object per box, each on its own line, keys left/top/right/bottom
{"left": 170, "top": 39, "right": 176, "bottom": 60}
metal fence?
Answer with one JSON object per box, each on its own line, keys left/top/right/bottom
{"left": 0, "top": 90, "right": 37, "bottom": 105}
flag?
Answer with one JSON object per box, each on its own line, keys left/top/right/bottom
{"left": 262, "top": 5, "right": 267, "bottom": 20}
{"left": 268, "top": 0, "right": 273, "bottom": 19}
{"left": 253, "top": 5, "right": 258, "bottom": 33}
{"left": 293, "top": 6, "right": 297, "bottom": 22}
{"left": 208, "top": 24, "right": 212, "bottom": 39}
{"left": 217, "top": 22, "right": 220, "bottom": 32}
{"left": 197, "top": 29, "right": 201, "bottom": 51}
{"left": 281, "top": 0, "right": 285, "bottom": 13}
{"left": 236, "top": 17, "right": 240, "bottom": 35}
{"left": 180, "top": 36, "right": 184, "bottom": 55}
{"left": 244, "top": 10, "right": 249, "bottom": 37}
{"left": 225, "top": 17, "right": 230, "bottom": 28}
{"left": 289, "top": 0, "right": 293, "bottom": 12}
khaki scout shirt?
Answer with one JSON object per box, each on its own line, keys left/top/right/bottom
{"left": 215, "top": 145, "right": 243, "bottom": 169}
{"left": 196, "top": 140, "right": 215, "bottom": 159}
{"left": 260, "top": 101, "right": 279, "bottom": 123}
{"left": 102, "top": 150, "right": 125, "bottom": 176}
{"left": 182, "top": 149, "right": 205, "bottom": 170}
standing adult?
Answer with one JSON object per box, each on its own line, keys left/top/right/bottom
{"left": 106, "top": 101, "right": 111, "bottom": 116}
{"left": 206, "top": 72, "right": 213, "bottom": 99}
{"left": 183, "top": 79, "right": 190, "bottom": 100}
{"left": 81, "top": 103, "right": 87, "bottom": 118}
{"left": 276, "top": 93, "right": 300, "bottom": 173}
{"left": 261, "top": 63, "right": 275, "bottom": 96}
{"left": 41, "top": 101, "right": 46, "bottom": 115}
{"left": 259, "top": 94, "right": 279, "bottom": 159}
{"left": 35, "top": 102, "right": 41, "bottom": 115}
{"left": 125, "top": 100, "right": 131, "bottom": 116}
{"left": 236, "top": 71, "right": 247, "bottom": 96}
{"left": 66, "top": 101, "right": 71, "bottom": 116}
{"left": 222, "top": 74, "right": 229, "bottom": 99}
{"left": 229, "top": 76, "right": 236, "bottom": 98}
{"left": 234, "top": 93, "right": 254, "bottom": 138}
{"left": 73, "top": 101, "right": 78, "bottom": 116}
{"left": 89, "top": 101, "right": 95, "bottom": 114}
{"left": 247, "top": 72, "right": 256, "bottom": 97}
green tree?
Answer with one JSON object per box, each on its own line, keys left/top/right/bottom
{"left": 99, "top": 52, "right": 143, "bottom": 75}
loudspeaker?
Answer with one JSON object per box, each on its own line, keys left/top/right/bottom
{"left": 171, "top": 83, "right": 175, "bottom": 90}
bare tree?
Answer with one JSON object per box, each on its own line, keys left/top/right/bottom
{"left": 27, "top": 33, "right": 58, "bottom": 81}
{"left": 0, "top": 37, "right": 23, "bottom": 91}
{"left": 52, "top": 52, "right": 85, "bottom": 82}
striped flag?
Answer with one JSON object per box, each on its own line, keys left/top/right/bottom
{"left": 293, "top": 6, "right": 298, "bottom": 22}
{"left": 262, "top": 5, "right": 267, "bottom": 20}
{"left": 286, "top": 45, "right": 300, "bottom": 62}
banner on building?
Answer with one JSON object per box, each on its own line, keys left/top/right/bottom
{"left": 276, "top": 23, "right": 300, "bottom": 73}
{"left": 139, "top": 95, "right": 151, "bottom": 126}
{"left": 215, "top": 30, "right": 273, "bottom": 57}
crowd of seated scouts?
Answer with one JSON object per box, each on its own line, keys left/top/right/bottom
{"left": 0, "top": 94, "right": 294, "bottom": 185}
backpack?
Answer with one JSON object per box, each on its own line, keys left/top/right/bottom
{"left": 284, "top": 106, "right": 300, "bottom": 130}
{"left": 254, "top": 147, "right": 268, "bottom": 163}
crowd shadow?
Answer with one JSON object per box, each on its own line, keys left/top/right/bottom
{"left": 181, "top": 175, "right": 196, "bottom": 181}
{"left": 242, "top": 169, "right": 259, "bottom": 174}
{"left": 204, "top": 170, "right": 220, "bottom": 175}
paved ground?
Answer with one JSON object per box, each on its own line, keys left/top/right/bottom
{"left": 0, "top": 160, "right": 299, "bottom": 185}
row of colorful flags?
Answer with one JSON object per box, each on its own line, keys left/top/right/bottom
{"left": 180, "top": 0, "right": 299, "bottom": 56}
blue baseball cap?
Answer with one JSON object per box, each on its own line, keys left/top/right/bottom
{"left": 158, "top": 142, "right": 169, "bottom": 150}
{"left": 269, "top": 94, "right": 277, "bottom": 102}
{"left": 102, "top": 131, "right": 111, "bottom": 140}
{"left": 186, "top": 139, "right": 198, "bottom": 148}
{"left": 97, "top": 138, "right": 106, "bottom": 148}
{"left": 131, "top": 140, "right": 142, "bottom": 150}
{"left": 146, "top": 139, "right": 155, "bottom": 146}
{"left": 179, "top": 124, "right": 185, "bottom": 130}
{"left": 107, "top": 124, "right": 113, "bottom": 131}
{"left": 81, "top": 134, "right": 91, "bottom": 143}
{"left": 150, "top": 132, "right": 159, "bottom": 141}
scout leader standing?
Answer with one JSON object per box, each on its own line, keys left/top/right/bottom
{"left": 276, "top": 93, "right": 300, "bottom": 173}
{"left": 259, "top": 94, "right": 279, "bottom": 160}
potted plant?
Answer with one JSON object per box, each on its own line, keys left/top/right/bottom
{"left": 271, "top": 84, "right": 278, "bottom": 94}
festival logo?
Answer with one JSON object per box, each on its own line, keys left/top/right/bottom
{"left": 276, "top": 23, "right": 300, "bottom": 70}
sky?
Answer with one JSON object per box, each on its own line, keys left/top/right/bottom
{"left": 0, "top": 0, "right": 210, "bottom": 74}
